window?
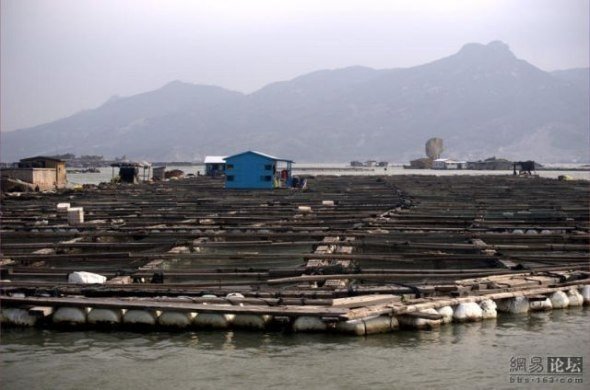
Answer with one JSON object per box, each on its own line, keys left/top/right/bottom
{"left": 226, "top": 175, "right": 235, "bottom": 181}
{"left": 264, "top": 164, "right": 273, "bottom": 170}
{"left": 226, "top": 164, "right": 234, "bottom": 170}
{"left": 261, "top": 175, "right": 272, "bottom": 182}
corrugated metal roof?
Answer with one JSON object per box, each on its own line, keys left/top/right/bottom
{"left": 225, "top": 150, "right": 294, "bottom": 163}
{"left": 204, "top": 156, "right": 226, "bottom": 164}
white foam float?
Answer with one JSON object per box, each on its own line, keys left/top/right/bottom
{"left": 437, "top": 306, "right": 454, "bottom": 324}
{"left": 232, "top": 314, "right": 272, "bottom": 330}
{"left": 52, "top": 307, "right": 87, "bottom": 325}
{"left": 550, "top": 291, "right": 569, "bottom": 309}
{"left": 582, "top": 286, "right": 590, "bottom": 305}
{"left": 158, "top": 311, "right": 196, "bottom": 328}
{"left": 453, "top": 302, "right": 483, "bottom": 322}
{"left": 87, "top": 309, "right": 122, "bottom": 325}
{"left": 567, "top": 289, "right": 583, "bottom": 307}
{"left": 399, "top": 308, "right": 443, "bottom": 329}
{"left": 496, "top": 297, "right": 529, "bottom": 314}
{"left": 335, "top": 319, "right": 366, "bottom": 336}
{"left": 479, "top": 299, "right": 497, "bottom": 320}
{"left": 1, "top": 308, "right": 38, "bottom": 327}
{"left": 123, "top": 310, "right": 158, "bottom": 326}
{"left": 193, "top": 313, "right": 234, "bottom": 329}
{"left": 293, "top": 316, "right": 328, "bottom": 333}
{"left": 529, "top": 298, "right": 552, "bottom": 311}
{"left": 68, "top": 271, "right": 106, "bottom": 284}
{"left": 364, "top": 316, "right": 397, "bottom": 335}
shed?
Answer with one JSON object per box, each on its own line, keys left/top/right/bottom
{"left": 204, "top": 156, "right": 226, "bottom": 177}
{"left": 224, "top": 151, "right": 293, "bottom": 189}
{"left": 111, "top": 161, "right": 151, "bottom": 183}
{"left": 433, "top": 158, "right": 467, "bottom": 170}
{"left": 0, "top": 156, "right": 67, "bottom": 190}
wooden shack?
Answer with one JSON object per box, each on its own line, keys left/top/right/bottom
{"left": 0, "top": 156, "right": 67, "bottom": 190}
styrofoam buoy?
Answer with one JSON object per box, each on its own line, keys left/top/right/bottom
{"left": 52, "top": 307, "right": 87, "bottom": 325}
{"left": 567, "top": 289, "right": 583, "bottom": 307}
{"left": 158, "top": 311, "right": 196, "bottom": 328}
{"left": 193, "top": 313, "right": 234, "bottom": 329}
{"left": 335, "top": 319, "right": 365, "bottom": 336}
{"left": 550, "top": 291, "right": 569, "bottom": 309}
{"left": 322, "top": 200, "right": 335, "bottom": 206}
{"left": 232, "top": 314, "right": 271, "bottom": 330}
{"left": 437, "top": 306, "right": 454, "bottom": 324}
{"left": 582, "top": 286, "right": 590, "bottom": 305}
{"left": 67, "top": 207, "right": 84, "bottom": 224}
{"left": 399, "top": 308, "right": 443, "bottom": 329}
{"left": 87, "top": 309, "right": 122, "bottom": 325}
{"left": 68, "top": 271, "right": 106, "bottom": 284}
{"left": 225, "top": 293, "right": 245, "bottom": 299}
{"left": 479, "top": 299, "right": 497, "bottom": 320}
{"left": 529, "top": 298, "right": 552, "bottom": 311}
{"left": 496, "top": 297, "right": 529, "bottom": 314}
{"left": 453, "top": 302, "right": 483, "bottom": 322}
{"left": 293, "top": 316, "right": 328, "bottom": 333}
{"left": 1, "top": 308, "right": 38, "bottom": 327}
{"left": 364, "top": 316, "right": 397, "bottom": 335}
{"left": 57, "top": 203, "right": 70, "bottom": 212}
{"left": 123, "top": 310, "right": 158, "bottom": 326}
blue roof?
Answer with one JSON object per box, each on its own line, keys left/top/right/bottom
{"left": 225, "top": 150, "right": 294, "bottom": 163}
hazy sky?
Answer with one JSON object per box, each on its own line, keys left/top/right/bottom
{"left": 1, "top": 0, "right": 588, "bottom": 132}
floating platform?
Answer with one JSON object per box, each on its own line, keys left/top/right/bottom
{"left": 1, "top": 174, "right": 589, "bottom": 335}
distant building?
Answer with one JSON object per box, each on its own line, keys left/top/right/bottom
{"left": 204, "top": 156, "right": 226, "bottom": 177}
{"left": 224, "top": 151, "right": 293, "bottom": 189}
{"left": 110, "top": 161, "right": 151, "bottom": 183}
{"left": 433, "top": 158, "right": 467, "bottom": 170}
{"left": 1, "top": 156, "right": 67, "bottom": 190}
{"left": 406, "top": 158, "right": 433, "bottom": 169}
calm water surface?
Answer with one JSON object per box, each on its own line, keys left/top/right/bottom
{"left": 67, "top": 164, "right": 590, "bottom": 185}
{"left": 1, "top": 308, "right": 588, "bottom": 389}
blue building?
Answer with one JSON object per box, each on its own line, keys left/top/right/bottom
{"left": 224, "top": 151, "right": 293, "bottom": 189}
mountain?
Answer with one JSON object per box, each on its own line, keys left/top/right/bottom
{"left": 2, "top": 41, "right": 589, "bottom": 163}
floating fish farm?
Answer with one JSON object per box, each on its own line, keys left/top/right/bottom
{"left": 1, "top": 175, "right": 589, "bottom": 335}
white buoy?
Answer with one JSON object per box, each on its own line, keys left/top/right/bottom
{"left": 158, "top": 311, "right": 196, "bottom": 328}
{"left": 479, "top": 299, "right": 497, "bottom": 320}
{"left": 529, "top": 298, "right": 552, "bottom": 311}
{"left": 453, "top": 302, "right": 483, "bottom": 322}
{"left": 52, "top": 307, "right": 87, "bottom": 325}
{"left": 567, "top": 289, "right": 583, "bottom": 307}
{"left": 123, "top": 310, "right": 158, "bottom": 326}
{"left": 496, "top": 297, "right": 529, "bottom": 314}
{"left": 364, "top": 316, "right": 397, "bottom": 335}
{"left": 581, "top": 286, "right": 590, "bottom": 305}
{"left": 293, "top": 316, "right": 328, "bottom": 333}
{"left": 550, "top": 291, "right": 569, "bottom": 309}
{"left": 399, "top": 308, "right": 443, "bottom": 329}
{"left": 68, "top": 271, "right": 106, "bottom": 284}
{"left": 232, "top": 314, "right": 271, "bottom": 330}
{"left": 335, "top": 319, "right": 366, "bottom": 336}
{"left": 57, "top": 203, "right": 70, "bottom": 213}
{"left": 1, "top": 308, "right": 38, "bottom": 327}
{"left": 87, "top": 309, "right": 122, "bottom": 325}
{"left": 193, "top": 313, "right": 234, "bottom": 329}
{"left": 437, "top": 306, "right": 454, "bottom": 324}
{"left": 67, "top": 207, "right": 84, "bottom": 224}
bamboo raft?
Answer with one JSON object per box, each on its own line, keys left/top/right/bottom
{"left": 1, "top": 174, "right": 589, "bottom": 335}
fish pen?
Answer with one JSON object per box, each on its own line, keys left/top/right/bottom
{"left": 1, "top": 174, "right": 589, "bottom": 335}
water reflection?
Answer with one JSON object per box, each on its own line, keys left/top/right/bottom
{"left": 1, "top": 308, "right": 588, "bottom": 390}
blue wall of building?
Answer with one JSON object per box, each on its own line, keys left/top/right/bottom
{"left": 224, "top": 152, "right": 277, "bottom": 189}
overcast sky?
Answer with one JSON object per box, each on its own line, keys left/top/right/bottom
{"left": 1, "top": 0, "right": 588, "bottom": 132}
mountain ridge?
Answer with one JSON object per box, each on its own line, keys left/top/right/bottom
{"left": 2, "top": 41, "right": 588, "bottom": 163}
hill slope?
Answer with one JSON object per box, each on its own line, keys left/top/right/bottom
{"left": 2, "top": 41, "right": 588, "bottom": 162}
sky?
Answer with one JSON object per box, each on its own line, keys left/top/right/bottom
{"left": 1, "top": 0, "right": 588, "bottom": 132}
